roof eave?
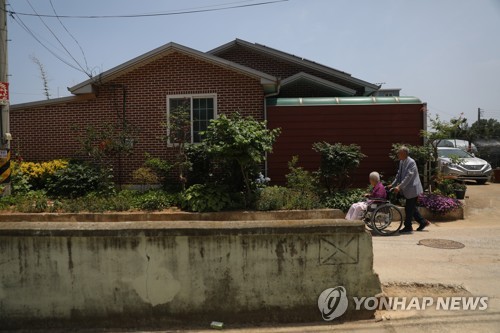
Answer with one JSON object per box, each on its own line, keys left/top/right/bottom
{"left": 10, "top": 94, "right": 96, "bottom": 111}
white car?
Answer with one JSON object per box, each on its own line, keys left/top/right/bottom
{"left": 437, "top": 147, "right": 492, "bottom": 184}
{"left": 436, "top": 139, "right": 478, "bottom": 154}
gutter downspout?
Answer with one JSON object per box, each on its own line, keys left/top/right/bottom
{"left": 263, "top": 79, "right": 281, "bottom": 178}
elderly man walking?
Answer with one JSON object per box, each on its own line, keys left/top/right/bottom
{"left": 388, "top": 146, "right": 431, "bottom": 234}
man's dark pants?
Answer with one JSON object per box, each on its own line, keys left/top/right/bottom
{"left": 404, "top": 196, "right": 425, "bottom": 229}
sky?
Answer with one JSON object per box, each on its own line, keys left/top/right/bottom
{"left": 6, "top": 0, "right": 500, "bottom": 123}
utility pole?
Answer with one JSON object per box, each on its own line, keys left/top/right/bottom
{"left": 477, "top": 107, "right": 482, "bottom": 122}
{"left": 0, "top": 0, "right": 12, "bottom": 195}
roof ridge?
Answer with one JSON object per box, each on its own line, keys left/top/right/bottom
{"left": 209, "top": 38, "right": 379, "bottom": 93}
{"left": 69, "top": 41, "right": 277, "bottom": 94}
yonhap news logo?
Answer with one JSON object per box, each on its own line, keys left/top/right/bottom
{"left": 317, "top": 286, "right": 349, "bottom": 321}
{"left": 318, "top": 286, "right": 488, "bottom": 321}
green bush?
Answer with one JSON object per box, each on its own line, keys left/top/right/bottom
{"left": 45, "top": 161, "right": 114, "bottom": 198}
{"left": 144, "top": 154, "right": 173, "bottom": 188}
{"left": 182, "top": 184, "right": 232, "bottom": 212}
{"left": 285, "top": 156, "right": 317, "bottom": 193}
{"left": 11, "top": 170, "right": 32, "bottom": 195}
{"left": 0, "top": 194, "right": 18, "bottom": 210}
{"left": 137, "top": 191, "right": 175, "bottom": 211}
{"left": 132, "top": 167, "right": 159, "bottom": 191}
{"left": 58, "top": 191, "right": 137, "bottom": 213}
{"left": 202, "top": 113, "right": 281, "bottom": 201}
{"left": 255, "top": 186, "right": 288, "bottom": 211}
{"left": 321, "top": 189, "right": 366, "bottom": 212}
{"left": 255, "top": 186, "right": 320, "bottom": 211}
{"left": 16, "top": 191, "right": 50, "bottom": 213}
{"left": 313, "top": 142, "right": 366, "bottom": 193}
{"left": 11, "top": 159, "right": 68, "bottom": 194}
{"left": 186, "top": 144, "right": 213, "bottom": 185}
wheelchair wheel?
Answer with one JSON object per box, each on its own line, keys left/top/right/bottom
{"left": 371, "top": 204, "right": 403, "bottom": 236}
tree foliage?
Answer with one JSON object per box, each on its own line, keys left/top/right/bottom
{"left": 312, "top": 142, "right": 366, "bottom": 193}
{"left": 201, "top": 113, "right": 281, "bottom": 200}
{"left": 165, "top": 102, "right": 192, "bottom": 189}
{"left": 470, "top": 119, "right": 500, "bottom": 140}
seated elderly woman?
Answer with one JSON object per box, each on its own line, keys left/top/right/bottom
{"left": 345, "top": 171, "right": 387, "bottom": 220}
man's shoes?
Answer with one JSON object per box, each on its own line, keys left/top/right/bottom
{"left": 417, "top": 220, "right": 431, "bottom": 231}
{"left": 399, "top": 227, "right": 413, "bottom": 234}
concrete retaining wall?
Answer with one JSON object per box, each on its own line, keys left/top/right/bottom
{"left": 0, "top": 209, "right": 345, "bottom": 223}
{"left": 0, "top": 219, "right": 380, "bottom": 329}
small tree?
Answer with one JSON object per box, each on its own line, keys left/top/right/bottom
{"left": 420, "top": 115, "right": 466, "bottom": 188}
{"left": 202, "top": 113, "right": 281, "bottom": 201}
{"left": 312, "top": 142, "right": 366, "bottom": 193}
{"left": 285, "top": 155, "right": 317, "bottom": 194}
{"left": 390, "top": 143, "right": 434, "bottom": 188}
{"left": 76, "top": 122, "right": 136, "bottom": 173}
{"left": 165, "top": 102, "right": 191, "bottom": 189}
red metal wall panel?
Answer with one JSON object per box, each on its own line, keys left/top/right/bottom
{"left": 267, "top": 104, "right": 426, "bottom": 187}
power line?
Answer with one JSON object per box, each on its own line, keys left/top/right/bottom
{"left": 48, "top": 0, "right": 90, "bottom": 73}
{"left": 24, "top": 0, "right": 91, "bottom": 77}
{"left": 3, "top": 0, "right": 289, "bottom": 19}
{"left": 9, "top": 12, "right": 84, "bottom": 73}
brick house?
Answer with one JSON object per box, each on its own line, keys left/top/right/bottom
{"left": 11, "top": 39, "right": 425, "bottom": 186}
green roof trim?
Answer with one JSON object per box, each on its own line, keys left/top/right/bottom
{"left": 267, "top": 96, "right": 423, "bottom": 106}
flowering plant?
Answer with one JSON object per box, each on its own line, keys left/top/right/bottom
{"left": 13, "top": 160, "right": 68, "bottom": 179}
{"left": 418, "top": 193, "right": 462, "bottom": 215}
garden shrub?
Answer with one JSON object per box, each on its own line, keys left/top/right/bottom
{"left": 321, "top": 188, "right": 366, "bottom": 212}
{"left": 16, "top": 190, "right": 51, "bottom": 213}
{"left": 132, "top": 167, "right": 159, "bottom": 191}
{"left": 181, "top": 184, "right": 232, "bottom": 212}
{"left": 255, "top": 186, "right": 288, "bottom": 211}
{"left": 58, "top": 191, "right": 138, "bottom": 213}
{"left": 45, "top": 161, "right": 114, "bottom": 198}
{"left": 202, "top": 113, "right": 280, "bottom": 202}
{"left": 137, "top": 191, "right": 175, "bottom": 211}
{"left": 312, "top": 142, "right": 366, "bottom": 193}
{"left": 143, "top": 154, "right": 173, "bottom": 188}
{"left": 185, "top": 144, "right": 213, "bottom": 186}
{"left": 0, "top": 194, "right": 17, "bottom": 211}
{"left": 285, "top": 156, "right": 317, "bottom": 193}
{"left": 11, "top": 159, "right": 68, "bottom": 193}
{"left": 434, "top": 178, "right": 456, "bottom": 197}
{"left": 255, "top": 186, "right": 320, "bottom": 211}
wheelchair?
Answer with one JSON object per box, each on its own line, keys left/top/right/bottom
{"left": 361, "top": 188, "right": 403, "bottom": 236}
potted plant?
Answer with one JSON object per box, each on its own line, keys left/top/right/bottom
{"left": 452, "top": 182, "right": 467, "bottom": 200}
{"left": 494, "top": 167, "right": 500, "bottom": 184}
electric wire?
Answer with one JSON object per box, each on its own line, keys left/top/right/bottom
{"left": 3, "top": 0, "right": 289, "bottom": 19}
{"left": 9, "top": 12, "right": 83, "bottom": 73}
{"left": 25, "top": 0, "right": 92, "bottom": 77}
{"left": 48, "top": 0, "right": 90, "bottom": 74}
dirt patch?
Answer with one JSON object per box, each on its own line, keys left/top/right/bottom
{"left": 382, "top": 282, "right": 471, "bottom": 298}
{"left": 374, "top": 282, "right": 472, "bottom": 321}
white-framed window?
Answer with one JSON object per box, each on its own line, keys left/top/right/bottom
{"left": 167, "top": 94, "right": 217, "bottom": 144}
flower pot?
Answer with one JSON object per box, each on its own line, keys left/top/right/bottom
{"left": 494, "top": 169, "right": 500, "bottom": 183}
{"left": 454, "top": 189, "right": 466, "bottom": 200}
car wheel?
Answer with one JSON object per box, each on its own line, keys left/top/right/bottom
{"left": 476, "top": 179, "right": 487, "bottom": 185}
